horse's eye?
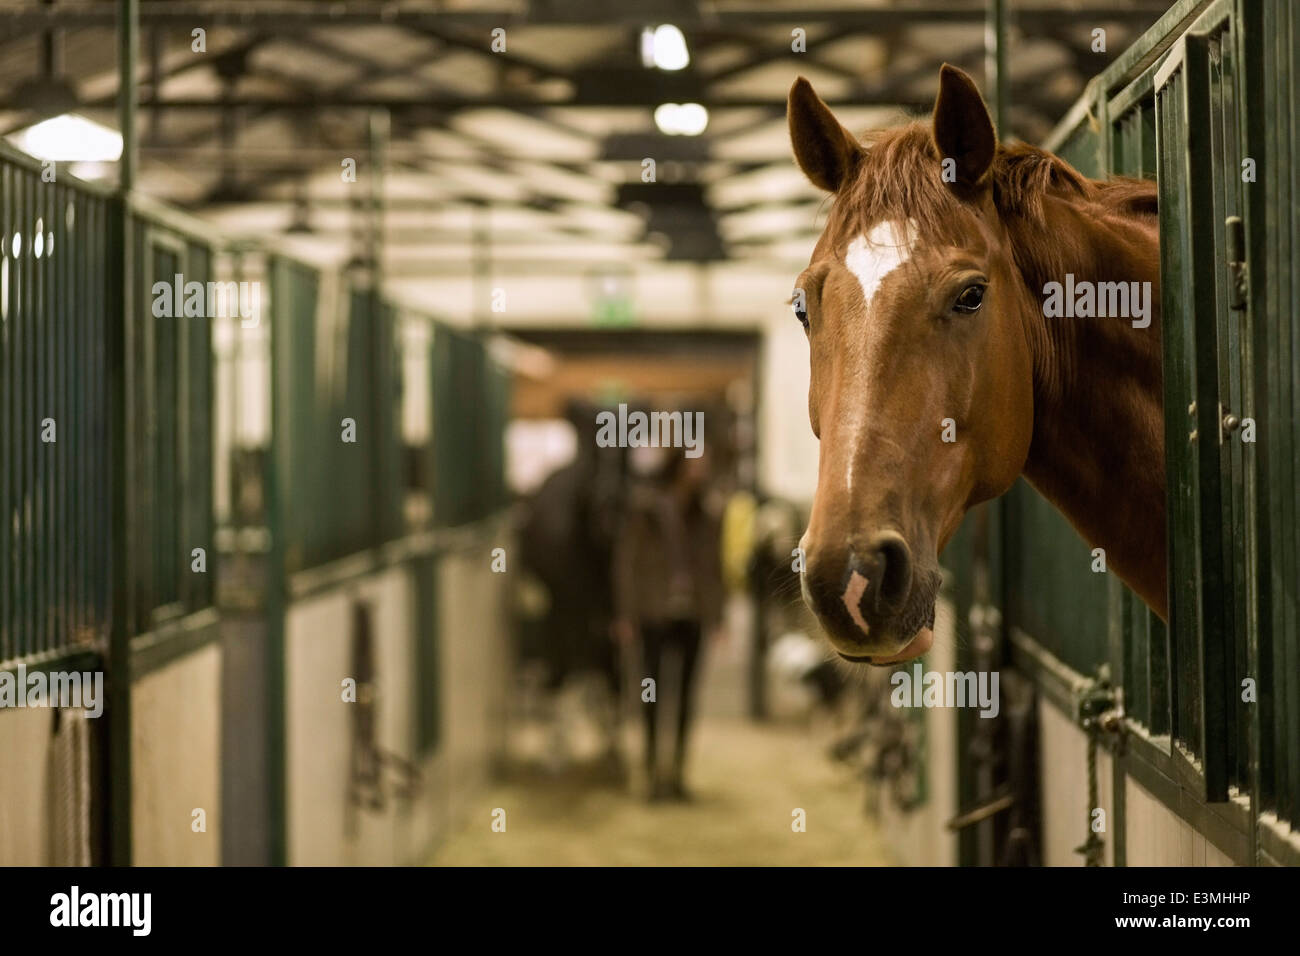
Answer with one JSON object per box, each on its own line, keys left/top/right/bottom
{"left": 792, "top": 302, "right": 809, "bottom": 330}
{"left": 953, "top": 284, "right": 986, "bottom": 314}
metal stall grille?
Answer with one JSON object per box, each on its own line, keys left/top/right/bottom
{"left": 0, "top": 146, "right": 113, "bottom": 667}
{"left": 269, "top": 257, "right": 403, "bottom": 574}
{"left": 1010, "top": 0, "right": 1300, "bottom": 863}
{"left": 430, "top": 323, "right": 510, "bottom": 529}
{"left": 1153, "top": 10, "right": 1247, "bottom": 802}
{"left": 1108, "top": 55, "right": 1171, "bottom": 744}
{"left": 127, "top": 204, "right": 218, "bottom": 636}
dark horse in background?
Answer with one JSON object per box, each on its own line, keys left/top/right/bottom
{"left": 515, "top": 398, "right": 627, "bottom": 768}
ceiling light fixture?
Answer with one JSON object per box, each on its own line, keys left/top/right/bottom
{"left": 641, "top": 24, "right": 690, "bottom": 71}
{"left": 654, "top": 103, "right": 708, "bottom": 136}
{"left": 10, "top": 114, "right": 123, "bottom": 163}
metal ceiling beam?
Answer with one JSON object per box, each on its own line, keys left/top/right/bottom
{"left": 706, "top": 26, "right": 872, "bottom": 84}
{"left": 36, "top": 89, "right": 1072, "bottom": 116}
{"left": 0, "top": 93, "right": 935, "bottom": 111}
{"left": 409, "top": 24, "right": 575, "bottom": 82}
{"left": 0, "top": 3, "right": 1177, "bottom": 30}
{"left": 0, "top": 32, "right": 270, "bottom": 135}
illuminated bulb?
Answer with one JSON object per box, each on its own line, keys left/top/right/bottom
{"left": 12, "top": 114, "right": 124, "bottom": 163}
{"left": 651, "top": 24, "right": 689, "bottom": 71}
{"left": 654, "top": 102, "right": 708, "bottom": 136}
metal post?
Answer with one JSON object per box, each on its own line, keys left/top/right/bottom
{"left": 368, "top": 109, "right": 388, "bottom": 294}
{"left": 367, "top": 108, "right": 398, "bottom": 541}
{"left": 107, "top": 0, "right": 138, "bottom": 866}
{"left": 118, "top": 0, "right": 138, "bottom": 191}
{"left": 984, "top": 0, "right": 1008, "bottom": 136}
{"left": 40, "top": 0, "right": 62, "bottom": 81}
{"left": 472, "top": 201, "right": 489, "bottom": 328}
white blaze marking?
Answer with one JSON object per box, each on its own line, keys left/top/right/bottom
{"left": 843, "top": 219, "right": 919, "bottom": 310}
{"left": 840, "top": 219, "right": 918, "bottom": 493}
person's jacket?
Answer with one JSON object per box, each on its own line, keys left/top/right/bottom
{"left": 613, "top": 484, "right": 724, "bottom": 630}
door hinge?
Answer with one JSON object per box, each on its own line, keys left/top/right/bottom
{"left": 1226, "top": 215, "right": 1248, "bottom": 310}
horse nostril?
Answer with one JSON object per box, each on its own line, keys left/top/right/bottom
{"left": 850, "top": 533, "right": 913, "bottom": 617}
{"left": 875, "top": 535, "right": 913, "bottom": 612}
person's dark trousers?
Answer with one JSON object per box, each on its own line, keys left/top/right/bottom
{"left": 640, "top": 617, "right": 703, "bottom": 796}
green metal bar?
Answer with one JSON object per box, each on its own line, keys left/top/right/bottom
{"left": 1235, "top": 0, "right": 1266, "bottom": 862}
{"left": 36, "top": 162, "right": 47, "bottom": 656}
{"left": 1184, "top": 29, "right": 1230, "bottom": 803}
{"left": 20, "top": 162, "right": 32, "bottom": 656}
{"left": 107, "top": 0, "right": 138, "bottom": 867}
{"left": 266, "top": 254, "right": 288, "bottom": 866}
{"left": 1, "top": 163, "right": 11, "bottom": 663}
{"left": 118, "top": 0, "right": 137, "bottom": 194}
{"left": 1275, "top": 0, "right": 1300, "bottom": 833}
{"left": 415, "top": 551, "right": 441, "bottom": 754}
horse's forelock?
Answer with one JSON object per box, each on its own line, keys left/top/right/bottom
{"left": 832, "top": 121, "right": 1116, "bottom": 244}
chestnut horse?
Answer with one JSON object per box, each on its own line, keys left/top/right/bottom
{"left": 789, "top": 65, "right": 1164, "bottom": 665}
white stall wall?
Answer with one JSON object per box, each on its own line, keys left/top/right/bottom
{"left": 132, "top": 643, "right": 223, "bottom": 865}
{"left": 1125, "top": 777, "right": 1235, "bottom": 866}
{"left": 1038, "top": 701, "right": 1237, "bottom": 866}
{"left": 433, "top": 546, "right": 512, "bottom": 830}
{"left": 285, "top": 565, "right": 416, "bottom": 866}
{"left": 1038, "top": 699, "right": 1115, "bottom": 867}
{"left": 759, "top": 311, "right": 819, "bottom": 507}
{"left": 0, "top": 707, "right": 61, "bottom": 864}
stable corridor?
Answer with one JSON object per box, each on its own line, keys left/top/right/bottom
{"left": 430, "top": 638, "right": 895, "bottom": 867}
{"left": 430, "top": 718, "right": 892, "bottom": 866}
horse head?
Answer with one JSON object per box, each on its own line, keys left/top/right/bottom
{"left": 788, "top": 65, "right": 1037, "bottom": 664}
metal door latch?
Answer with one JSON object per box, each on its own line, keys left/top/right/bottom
{"left": 1220, "top": 403, "right": 1242, "bottom": 444}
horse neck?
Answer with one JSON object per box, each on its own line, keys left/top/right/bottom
{"left": 1010, "top": 192, "right": 1168, "bottom": 617}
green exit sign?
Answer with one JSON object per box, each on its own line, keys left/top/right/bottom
{"left": 591, "top": 296, "right": 636, "bottom": 327}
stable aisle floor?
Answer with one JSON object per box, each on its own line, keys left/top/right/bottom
{"left": 427, "top": 715, "right": 895, "bottom": 866}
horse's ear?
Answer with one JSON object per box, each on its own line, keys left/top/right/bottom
{"left": 788, "top": 77, "right": 864, "bottom": 192}
{"left": 932, "top": 63, "right": 996, "bottom": 189}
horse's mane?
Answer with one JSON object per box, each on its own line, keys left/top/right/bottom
{"left": 836, "top": 120, "right": 1157, "bottom": 287}
{"left": 841, "top": 120, "right": 1156, "bottom": 227}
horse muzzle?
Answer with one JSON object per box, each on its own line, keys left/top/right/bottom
{"left": 800, "top": 530, "right": 940, "bottom": 662}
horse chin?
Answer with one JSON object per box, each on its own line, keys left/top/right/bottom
{"left": 834, "top": 626, "right": 934, "bottom": 666}
{"left": 865, "top": 626, "right": 933, "bottom": 666}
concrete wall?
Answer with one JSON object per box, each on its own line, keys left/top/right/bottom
{"left": 132, "top": 644, "right": 223, "bottom": 865}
